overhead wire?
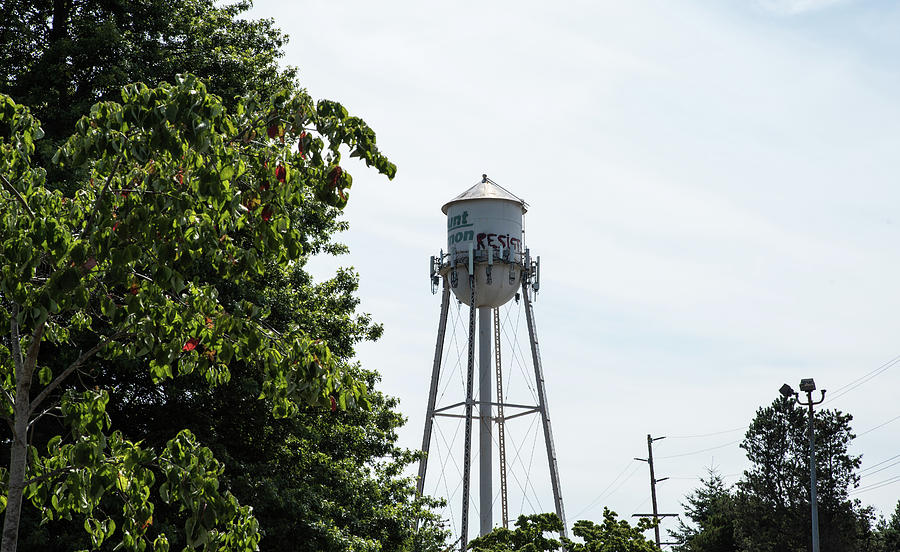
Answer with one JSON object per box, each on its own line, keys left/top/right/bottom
{"left": 667, "top": 427, "right": 745, "bottom": 439}
{"left": 826, "top": 354, "right": 900, "bottom": 403}
{"left": 658, "top": 440, "right": 740, "bottom": 460}
{"left": 860, "top": 452, "right": 900, "bottom": 474}
{"left": 572, "top": 459, "right": 639, "bottom": 520}
{"left": 858, "top": 457, "right": 900, "bottom": 480}
{"left": 629, "top": 496, "right": 651, "bottom": 516}
{"left": 666, "top": 473, "right": 740, "bottom": 481}
{"left": 851, "top": 474, "right": 900, "bottom": 495}
{"left": 856, "top": 414, "right": 900, "bottom": 438}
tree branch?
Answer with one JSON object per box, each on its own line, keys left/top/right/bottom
{"left": 0, "top": 386, "right": 14, "bottom": 420}
{"left": 79, "top": 154, "right": 123, "bottom": 240}
{"left": 22, "top": 320, "right": 45, "bottom": 376}
{"left": 28, "top": 331, "right": 123, "bottom": 417}
{"left": 0, "top": 173, "right": 35, "bottom": 218}
{"left": 27, "top": 404, "right": 59, "bottom": 430}
{"left": 10, "top": 303, "right": 23, "bottom": 385}
{"left": 22, "top": 466, "right": 73, "bottom": 487}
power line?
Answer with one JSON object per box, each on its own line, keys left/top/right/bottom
{"left": 658, "top": 440, "right": 740, "bottom": 460}
{"left": 860, "top": 452, "right": 900, "bottom": 474}
{"left": 826, "top": 354, "right": 900, "bottom": 403}
{"left": 666, "top": 473, "right": 741, "bottom": 481}
{"left": 858, "top": 458, "right": 900, "bottom": 480}
{"left": 857, "top": 413, "right": 900, "bottom": 438}
{"left": 851, "top": 474, "right": 900, "bottom": 495}
{"left": 572, "top": 460, "right": 640, "bottom": 520}
{"left": 667, "top": 427, "right": 745, "bottom": 439}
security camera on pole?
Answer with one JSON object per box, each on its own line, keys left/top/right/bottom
{"left": 416, "top": 175, "right": 566, "bottom": 551}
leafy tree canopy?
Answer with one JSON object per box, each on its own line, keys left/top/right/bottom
{"left": 0, "top": 72, "right": 393, "bottom": 552}
{"left": 1, "top": 3, "right": 451, "bottom": 552}
{"left": 467, "top": 511, "right": 658, "bottom": 552}
{"left": 1, "top": 0, "right": 295, "bottom": 144}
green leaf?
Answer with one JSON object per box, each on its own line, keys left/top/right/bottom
{"left": 37, "top": 365, "right": 52, "bottom": 386}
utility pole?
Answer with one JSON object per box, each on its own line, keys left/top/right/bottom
{"left": 780, "top": 379, "right": 826, "bottom": 552}
{"left": 634, "top": 434, "right": 677, "bottom": 550}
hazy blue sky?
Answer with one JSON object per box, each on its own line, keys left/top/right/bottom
{"left": 249, "top": 0, "right": 900, "bottom": 541}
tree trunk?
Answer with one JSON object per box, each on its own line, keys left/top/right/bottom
{"left": 1, "top": 402, "right": 30, "bottom": 552}
{"left": 2, "top": 306, "right": 36, "bottom": 552}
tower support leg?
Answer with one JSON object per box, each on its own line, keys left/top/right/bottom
{"left": 478, "top": 307, "right": 493, "bottom": 535}
{"left": 522, "top": 282, "right": 568, "bottom": 536}
{"left": 494, "top": 307, "right": 509, "bottom": 529}
{"left": 460, "top": 279, "right": 477, "bottom": 551}
{"left": 416, "top": 282, "right": 451, "bottom": 504}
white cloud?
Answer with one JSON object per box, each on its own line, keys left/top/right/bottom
{"left": 756, "top": 0, "right": 854, "bottom": 14}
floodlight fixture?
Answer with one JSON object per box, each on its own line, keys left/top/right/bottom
{"left": 779, "top": 383, "right": 795, "bottom": 399}
{"left": 783, "top": 377, "right": 826, "bottom": 552}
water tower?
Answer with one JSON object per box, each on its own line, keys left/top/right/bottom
{"left": 416, "top": 175, "right": 566, "bottom": 549}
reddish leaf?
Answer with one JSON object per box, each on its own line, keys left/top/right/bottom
{"left": 261, "top": 206, "right": 273, "bottom": 222}
{"left": 328, "top": 166, "right": 343, "bottom": 187}
{"left": 182, "top": 338, "right": 199, "bottom": 352}
{"left": 275, "top": 165, "right": 286, "bottom": 183}
{"left": 330, "top": 396, "right": 337, "bottom": 412}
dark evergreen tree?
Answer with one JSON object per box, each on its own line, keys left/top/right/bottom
{"left": 733, "top": 396, "right": 869, "bottom": 552}
{"left": 672, "top": 397, "right": 878, "bottom": 552}
{"left": 670, "top": 470, "right": 736, "bottom": 552}
{"left": 872, "top": 501, "right": 900, "bottom": 552}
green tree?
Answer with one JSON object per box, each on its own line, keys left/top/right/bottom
{"left": 673, "top": 396, "right": 873, "bottom": 552}
{"left": 734, "top": 396, "right": 870, "bottom": 551}
{"left": 92, "top": 262, "right": 448, "bottom": 552}
{"left": 468, "top": 513, "right": 565, "bottom": 552}
{"left": 670, "top": 470, "right": 736, "bottom": 552}
{"left": 466, "top": 510, "right": 658, "bottom": 552}
{"left": 1, "top": 0, "right": 294, "bottom": 145}
{"left": 565, "top": 509, "right": 659, "bottom": 552}
{"left": 3, "top": 2, "right": 451, "bottom": 551}
{"left": 871, "top": 501, "right": 900, "bottom": 552}
{"left": 0, "top": 72, "right": 394, "bottom": 551}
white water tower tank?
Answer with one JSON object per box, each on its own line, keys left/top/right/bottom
{"left": 442, "top": 176, "right": 527, "bottom": 308}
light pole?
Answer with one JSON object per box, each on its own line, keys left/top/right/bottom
{"left": 780, "top": 378, "right": 826, "bottom": 552}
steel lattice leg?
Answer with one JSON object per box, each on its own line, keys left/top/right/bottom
{"left": 494, "top": 307, "right": 509, "bottom": 529}
{"left": 522, "top": 282, "right": 567, "bottom": 537}
{"left": 416, "top": 282, "right": 451, "bottom": 510}
{"left": 460, "top": 277, "right": 477, "bottom": 551}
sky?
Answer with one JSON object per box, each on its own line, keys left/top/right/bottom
{"left": 248, "top": 0, "right": 900, "bottom": 544}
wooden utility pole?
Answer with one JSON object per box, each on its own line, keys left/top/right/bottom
{"left": 634, "top": 434, "right": 677, "bottom": 550}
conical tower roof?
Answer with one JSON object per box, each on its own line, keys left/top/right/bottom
{"left": 441, "top": 176, "right": 528, "bottom": 214}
